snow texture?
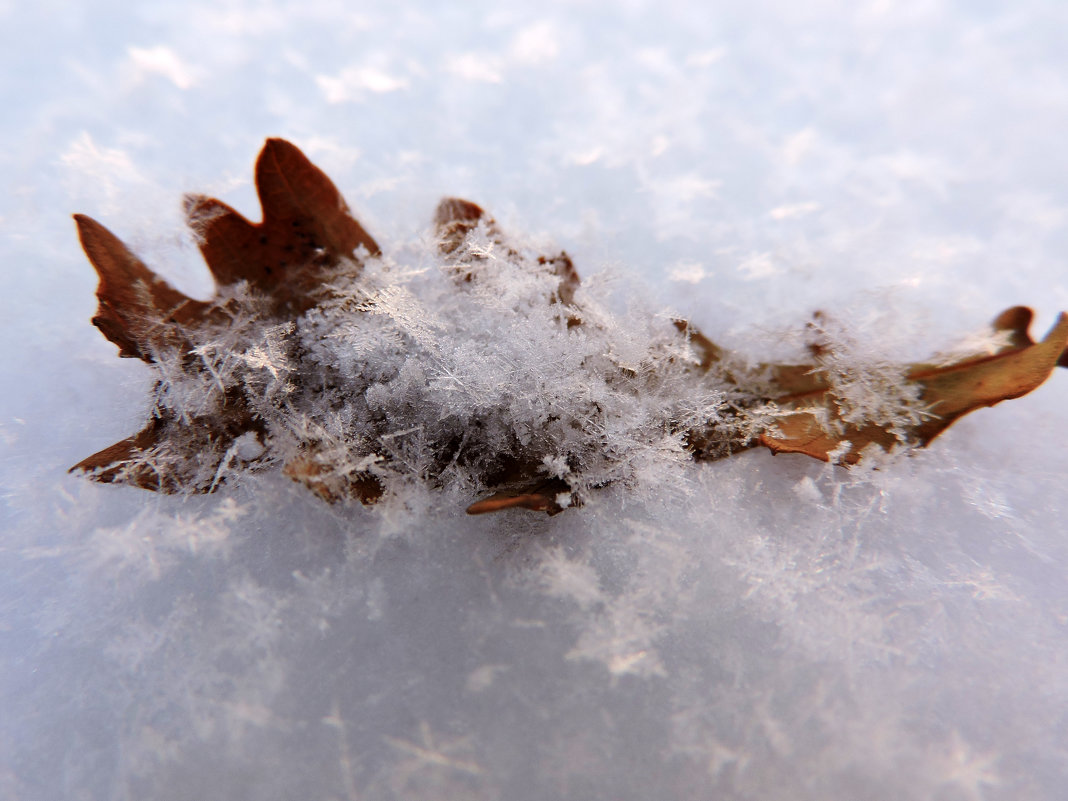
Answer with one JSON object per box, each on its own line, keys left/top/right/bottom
{"left": 3, "top": 1, "right": 1068, "bottom": 799}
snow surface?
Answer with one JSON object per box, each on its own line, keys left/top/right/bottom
{"left": 3, "top": 1, "right": 1068, "bottom": 799}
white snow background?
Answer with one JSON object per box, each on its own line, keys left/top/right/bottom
{"left": 3, "top": 1, "right": 1068, "bottom": 799}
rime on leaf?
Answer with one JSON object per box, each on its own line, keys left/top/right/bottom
{"left": 74, "top": 214, "right": 212, "bottom": 361}
{"left": 72, "top": 139, "right": 379, "bottom": 493}
{"left": 758, "top": 307, "right": 1068, "bottom": 462}
{"left": 70, "top": 415, "right": 171, "bottom": 490}
{"left": 432, "top": 203, "right": 585, "bottom": 502}
{"left": 71, "top": 138, "right": 1067, "bottom": 514}
{"left": 283, "top": 453, "right": 384, "bottom": 506}
{"left": 435, "top": 197, "right": 491, "bottom": 257}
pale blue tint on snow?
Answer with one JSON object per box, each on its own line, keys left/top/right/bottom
{"left": 2, "top": 1, "right": 1068, "bottom": 799}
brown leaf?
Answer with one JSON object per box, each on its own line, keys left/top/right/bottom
{"left": 759, "top": 308, "right": 1068, "bottom": 462}
{"left": 74, "top": 139, "right": 380, "bottom": 490}
{"left": 434, "top": 196, "right": 582, "bottom": 326}
{"left": 72, "top": 138, "right": 1068, "bottom": 514}
{"left": 672, "top": 319, "right": 724, "bottom": 372}
{"left": 283, "top": 454, "right": 383, "bottom": 505}
{"left": 538, "top": 252, "right": 581, "bottom": 312}
{"left": 435, "top": 197, "right": 489, "bottom": 256}
{"left": 185, "top": 138, "right": 380, "bottom": 316}
{"left": 69, "top": 415, "right": 172, "bottom": 490}
{"left": 74, "top": 214, "right": 212, "bottom": 361}
{"left": 466, "top": 478, "right": 573, "bottom": 515}
{"left": 70, "top": 391, "right": 266, "bottom": 493}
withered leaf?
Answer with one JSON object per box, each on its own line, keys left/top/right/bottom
{"left": 434, "top": 195, "right": 582, "bottom": 328}
{"left": 185, "top": 137, "right": 380, "bottom": 316}
{"left": 74, "top": 214, "right": 212, "bottom": 361}
{"left": 435, "top": 197, "right": 491, "bottom": 257}
{"left": 759, "top": 307, "right": 1068, "bottom": 463}
{"left": 73, "top": 139, "right": 379, "bottom": 494}
{"left": 466, "top": 478, "right": 573, "bottom": 516}
{"left": 283, "top": 454, "right": 384, "bottom": 506}
{"left": 70, "top": 414, "right": 172, "bottom": 490}
{"left": 72, "top": 388, "right": 267, "bottom": 493}
{"left": 71, "top": 138, "right": 1067, "bottom": 515}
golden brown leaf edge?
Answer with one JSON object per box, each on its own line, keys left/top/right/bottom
{"left": 70, "top": 138, "right": 1068, "bottom": 514}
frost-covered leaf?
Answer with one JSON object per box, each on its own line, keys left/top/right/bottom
{"left": 72, "top": 139, "right": 381, "bottom": 492}
{"left": 759, "top": 307, "right": 1068, "bottom": 463}
{"left": 283, "top": 451, "right": 383, "bottom": 505}
{"left": 74, "top": 214, "right": 212, "bottom": 361}
{"left": 70, "top": 139, "right": 1068, "bottom": 513}
{"left": 70, "top": 415, "right": 171, "bottom": 490}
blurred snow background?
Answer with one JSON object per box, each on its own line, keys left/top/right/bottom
{"left": 3, "top": 1, "right": 1068, "bottom": 799}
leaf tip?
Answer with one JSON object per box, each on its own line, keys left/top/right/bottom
{"left": 465, "top": 479, "right": 572, "bottom": 516}
{"left": 435, "top": 197, "right": 485, "bottom": 227}
{"left": 992, "top": 306, "right": 1036, "bottom": 348}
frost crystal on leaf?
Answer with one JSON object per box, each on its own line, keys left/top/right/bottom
{"left": 70, "top": 140, "right": 1068, "bottom": 513}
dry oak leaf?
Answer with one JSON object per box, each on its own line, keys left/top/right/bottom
{"left": 72, "top": 139, "right": 381, "bottom": 497}
{"left": 70, "top": 137, "right": 1068, "bottom": 514}
{"left": 758, "top": 307, "right": 1068, "bottom": 463}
